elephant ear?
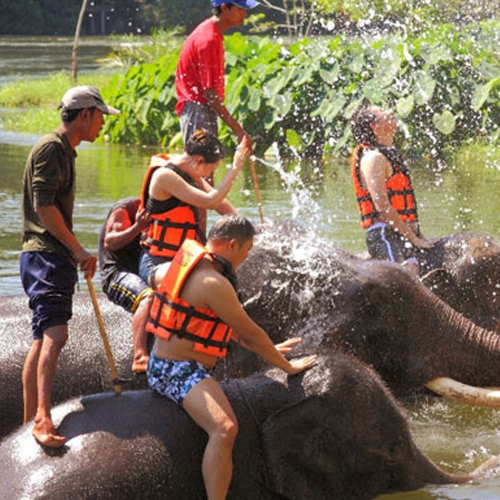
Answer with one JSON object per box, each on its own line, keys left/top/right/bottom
{"left": 261, "top": 395, "right": 344, "bottom": 500}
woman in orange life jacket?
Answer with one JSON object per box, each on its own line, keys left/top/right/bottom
{"left": 350, "top": 104, "right": 438, "bottom": 276}
{"left": 138, "top": 130, "right": 251, "bottom": 283}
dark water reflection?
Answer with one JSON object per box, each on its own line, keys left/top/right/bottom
{"left": 0, "top": 36, "right": 115, "bottom": 85}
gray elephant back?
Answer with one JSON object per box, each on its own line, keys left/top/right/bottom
{"left": 0, "top": 292, "right": 147, "bottom": 440}
{"left": 0, "top": 354, "right": 464, "bottom": 500}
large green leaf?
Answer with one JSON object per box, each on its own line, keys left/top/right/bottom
{"left": 269, "top": 92, "right": 292, "bottom": 116}
{"left": 412, "top": 70, "right": 436, "bottom": 105}
{"left": 248, "top": 87, "right": 261, "bottom": 112}
{"left": 362, "top": 79, "right": 385, "bottom": 103}
{"left": 432, "top": 109, "right": 456, "bottom": 135}
{"left": 420, "top": 42, "right": 453, "bottom": 64}
{"left": 286, "top": 129, "right": 302, "bottom": 149}
{"left": 396, "top": 95, "right": 415, "bottom": 118}
{"left": 471, "top": 76, "right": 500, "bottom": 111}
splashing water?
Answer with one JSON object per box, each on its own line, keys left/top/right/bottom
{"left": 251, "top": 142, "right": 323, "bottom": 229}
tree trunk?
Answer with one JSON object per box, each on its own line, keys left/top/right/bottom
{"left": 72, "top": 0, "right": 89, "bottom": 82}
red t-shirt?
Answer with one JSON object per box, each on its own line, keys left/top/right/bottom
{"left": 175, "top": 19, "right": 225, "bottom": 116}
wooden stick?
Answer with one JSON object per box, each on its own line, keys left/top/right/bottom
{"left": 249, "top": 157, "right": 265, "bottom": 224}
{"left": 86, "top": 276, "right": 122, "bottom": 395}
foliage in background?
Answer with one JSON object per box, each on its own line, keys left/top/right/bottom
{"left": 103, "top": 52, "right": 181, "bottom": 147}
{"left": 0, "top": 0, "right": 144, "bottom": 36}
{"left": 0, "top": 0, "right": 496, "bottom": 37}
{"left": 101, "top": 19, "right": 500, "bottom": 160}
{"left": 250, "top": 0, "right": 497, "bottom": 39}
{"left": 98, "top": 28, "right": 184, "bottom": 68}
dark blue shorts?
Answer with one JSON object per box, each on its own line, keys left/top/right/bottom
{"left": 147, "top": 353, "right": 212, "bottom": 406}
{"left": 104, "top": 271, "right": 152, "bottom": 313}
{"left": 20, "top": 251, "right": 78, "bottom": 340}
{"left": 138, "top": 249, "right": 171, "bottom": 284}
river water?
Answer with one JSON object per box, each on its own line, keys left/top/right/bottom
{"left": 1, "top": 36, "right": 500, "bottom": 499}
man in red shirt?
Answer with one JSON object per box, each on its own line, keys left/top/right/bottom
{"left": 175, "top": 0, "right": 259, "bottom": 146}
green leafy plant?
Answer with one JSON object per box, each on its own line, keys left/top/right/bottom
{"left": 98, "top": 19, "right": 500, "bottom": 159}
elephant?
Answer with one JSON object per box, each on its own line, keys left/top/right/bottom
{"left": 4, "top": 223, "right": 500, "bottom": 440}
{"left": 420, "top": 232, "right": 500, "bottom": 332}
{"left": 1, "top": 353, "right": 498, "bottom": 500}
{"left": 235, "top": 222, "right": 500, "bottom": 405}
{"left": 0, "top": 292, "right": 147, "bottom": 440}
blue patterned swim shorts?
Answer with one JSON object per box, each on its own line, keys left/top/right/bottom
{"left": 147, "top": 353, "right": 212, "bottom": 406}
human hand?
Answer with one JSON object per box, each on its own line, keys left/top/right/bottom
{"left": 135, "top": 207, "right": 151, "bottom": 231}
{"left": 75, "top": 249, "right": 97, "bottom": 279}
{"left": 233, "top": 135, "right": 253, "bottom": 170}
{"left": 275, "top": 337, "right": 302, "bottom": 354}
{"left": 286, "top": 354, "right": 317, "bottom": 376}
{"left": 414, "top": 237, "right": 437, "bottom": 250}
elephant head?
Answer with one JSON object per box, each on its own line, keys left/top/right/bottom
{"left": 421, "top": 232, "right": 500, "bottom": 331}
{"left": 236, "top": 222, "right": 500, "bottom": 408}
{"left": 1, "top": 354, "right": 497, "bottom": 500}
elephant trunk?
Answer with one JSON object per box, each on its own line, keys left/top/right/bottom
{"left": 423, "top": 289, "right": 500, "bottom": 406}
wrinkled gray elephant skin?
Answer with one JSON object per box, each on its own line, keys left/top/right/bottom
{"left": 421, "top": 232, "right": 500, "bottom": 331}
{"left": 1, "top": 354, "right": 496, "bottom": 500}
{"left": 236, "top": 223, "right": 500, "bottom": 397}
{"left": 0, "top": 293, "right": 147, "bottom": 440}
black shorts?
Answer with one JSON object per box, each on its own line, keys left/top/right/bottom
{"left": 20, "top": 251, "right": 77, "bottom": 340}
{"left": 365, "top": 223, "right": 418, "bottom": 264}
{"left": 104, "top": 271, "right": 152, "bottom": 313}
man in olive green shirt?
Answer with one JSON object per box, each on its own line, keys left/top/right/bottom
{"left": 21, "top": 85, "right": 119, "bottom": 448}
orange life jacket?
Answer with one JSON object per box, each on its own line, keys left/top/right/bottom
{"left": 140, "top": 154, "right": 206, "bottom": 260}
{"left": 146, "top": 239, "right": 233, "bottom": 358}
{"left": 351, "top": 143, "right": 419, "bottom": 229}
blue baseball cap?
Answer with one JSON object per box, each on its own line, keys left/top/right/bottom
{"left": 211, "top": 0, "right": 260, "bottom": 9}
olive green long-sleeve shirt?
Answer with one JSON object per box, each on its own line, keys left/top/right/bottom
{"left": 21, "top": 131, "right": 77, "bottom": 263}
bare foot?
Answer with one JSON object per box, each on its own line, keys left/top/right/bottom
{"left": 132, "top": 353, "right": 149, "bottom": 373}
{"left": 32, "top": 418, "right": 65, "bottom": 448}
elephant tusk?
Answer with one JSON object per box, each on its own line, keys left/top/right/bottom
{"left": 426, "top": 377, "right": 500, "bottom": 408}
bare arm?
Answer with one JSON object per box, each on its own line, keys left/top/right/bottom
{"left": 153, "top": 136, "right": 252, "bottom": 210}
{"left": 204, "top": 88, "right": 251, "bottom": 145}
{"left": 361, "top": 152, "right": 435, "bottom": 249}
{"left": 204, "top": 276, "right": 317, "bottom": 375}
{"left": 104, "top": 207, "right": 150, "bottom": 252}
{"left": 197, "top": 177, "right": 238, "bottom": 215}
{"left": 36, "top": 206, "right": 96, "bottom": 278}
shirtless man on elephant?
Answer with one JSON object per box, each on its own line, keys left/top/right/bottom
{"left": 146, "top": 215, "right": 317, "bottom": 500}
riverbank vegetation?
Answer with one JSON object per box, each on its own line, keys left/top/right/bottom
{"left": 101, "top": 18, "right": 500, "bottom": 159}
{"left": 1, "top": 17, "right": 500, "bottom": 160}
{"left": 0, "top": 72, "right": 116, "bottom": 135}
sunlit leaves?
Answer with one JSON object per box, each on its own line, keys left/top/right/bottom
{"left": 420, "top": 42, "right": 453, "bottom": 64}
{"left": 396, "top": 95, "right": 415, "bottom": 118}
{"left": 472, "top": 76, "right": 500, "bottom": 111}
{"left": 102, "top": 19, "right": 500, "bottom": 158}
{"left": 432, "top": 110, "right": 456, "bottom": 135}
{"left": 412, "top": 70, "right": 436, "bottom": 105}
{"left": 269, "top": 92, "right": 292, "bottom": 116}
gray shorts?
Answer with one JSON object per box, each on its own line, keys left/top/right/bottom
{"left": 147, "top": 353, "right": 212, "bottom": 406}
{"left": 179, "top": 101, "right": 218, "bottom": 145}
